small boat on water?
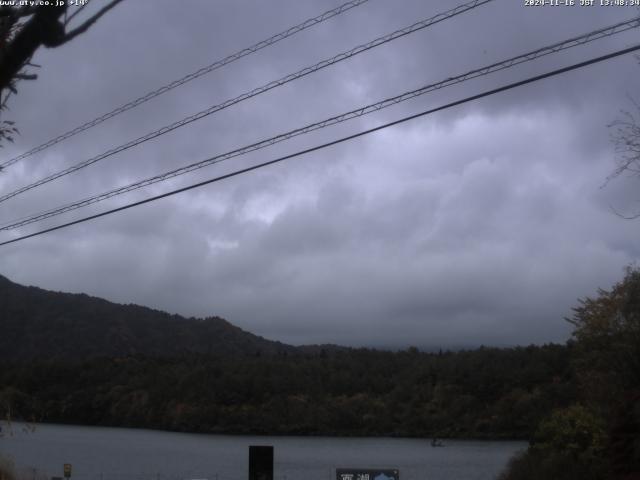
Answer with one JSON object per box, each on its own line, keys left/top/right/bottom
{"left": 431, "top": 437, "right": 445, "bottom": 447}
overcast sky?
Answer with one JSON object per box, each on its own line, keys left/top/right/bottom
{"left": 1, "top": 0, "right": 639, "bottom": 348}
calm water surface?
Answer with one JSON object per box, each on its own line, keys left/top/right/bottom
{"left": 0, "top": 423, "right": 525, "bottom": 480}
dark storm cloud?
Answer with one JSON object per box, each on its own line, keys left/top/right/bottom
{"left": 1, "top": 0, "right": 639, "bottom": 348}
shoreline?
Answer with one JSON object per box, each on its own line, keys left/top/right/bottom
{"left": 2, "top": 419, "right": 530, "bottom": 443}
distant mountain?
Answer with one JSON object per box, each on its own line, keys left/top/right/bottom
{"left": 0, "top": 274, "right": 298, "bottom": 360}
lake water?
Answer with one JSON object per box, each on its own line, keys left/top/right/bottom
{"left": 0, "top": 423, "right": 525, "bottom": 480}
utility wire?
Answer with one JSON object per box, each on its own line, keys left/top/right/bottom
{"left": 0, "top": 0, "right": 371, "bottom": 170}
{"left": 1, "top": 16, "right": 637, "bottom": 231}
{"left": 2, "top": 43, "right": 639, "bottom": 247}
{"left": 0, "top": 0, "right": 494, "bottom": 203}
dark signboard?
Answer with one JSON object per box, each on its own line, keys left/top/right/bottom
{"left": 336, "top": 469, "right": 399, "bottom": 480}
{"left": 249, "top": 445, "right": 273, "bottom": 480}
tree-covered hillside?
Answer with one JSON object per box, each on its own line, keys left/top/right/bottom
{"left": 0, "top": 345, "right": 574, "bottom": 439}
{"left": 0, "top": 273, "right": 577, "bottom": 439}
{"left": 0, "top": 274, "right": 296, "bottom": 359}
{"left": 500, "top": 267, "right": 640, "bottom": 480}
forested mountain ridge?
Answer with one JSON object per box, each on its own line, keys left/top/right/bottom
{"left": 2, "top": 270, "right": 638, "bottom": 475}
{"left": 0, "top": 273, "right": 576, "bottom": 440}
{"left": 0, "top": 274, "right": 297, "bottom": 359}
{"left": 0, "top": 345, "right": 574, "bottom": 439}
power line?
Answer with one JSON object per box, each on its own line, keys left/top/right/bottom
{"left": 0, "top": 0, "right": 371, "bottom": 170}
{"left": 2, "top": 42, "right": 639, "bottom": 247}
{"left": 0, "top": 0, "right": 494, "bottom": 204}
{"left": 2, "top": 16, "right": 637, "bottom": 231}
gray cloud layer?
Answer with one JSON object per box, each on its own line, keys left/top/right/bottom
{"left": 1, "top": 0, "right": 639, "bottom": 348}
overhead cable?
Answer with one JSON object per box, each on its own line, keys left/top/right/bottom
{"left": 0, "top": 0, "right": 494, "bottom": 203}
{"left": 1, "top": 16, "right": 637, "bottom": 231}
{"left": 2, "top": 42, "right": 639, "bottom": 247}
{"left": 0, "top": 0, "right": 371, "bottom": 169}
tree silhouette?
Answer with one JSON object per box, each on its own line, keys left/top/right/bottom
{"left": 0, "top": 1, "right": 124, "bottom": 150}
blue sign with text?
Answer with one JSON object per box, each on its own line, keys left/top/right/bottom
{"left": 336, "top": 469, "right": 399, "bottom": 480}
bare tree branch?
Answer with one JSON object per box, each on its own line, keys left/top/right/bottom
{"left": 57, "top": 0, "right": 124, "bottom": 45}
{"left": 0, "top": 6, "right": 66, "bottom": 91}
{"left": 1, "top": 90, "right": 12, "bottom": 110}
{"left": 606, "top": 90, "right": 640, "bottom": 218}
{"left": 0, "top": 6, "right": 38, "bottom": 19}
{"left": 64, "top": 3, "right": 89, "bottom": 27}
{"left": 0, "top": 0, "right": 124, "bottom": 149}
{"left": 609, "top": 204, "right": 640, "bottom": 220}
{"left": 607, "top": 96, "right": 640, "bottom": 181}
{"left": 13, "top": 73, "right": 37, "bottom": 81}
